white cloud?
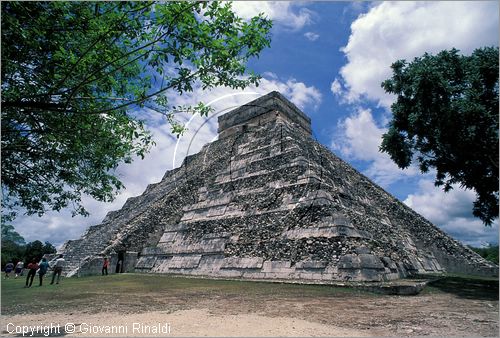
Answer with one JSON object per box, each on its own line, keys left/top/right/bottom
{"left": 11, "top": 75, "right": 321, "bottom": 247}
{"left": 405, "top": 179, "right": 499, "bottom": 247}
{"left": 332, "top": 108, "right": 381, "bottom": 161}
{"left": 330, "top": 1, "right": 499, "bottom": 200}
{"left": 304, "top": 32, "right": 319, "bottom": 41}
{"left": 337, "top": 1, "right": 499, "bottom": 108}
{"left": 231, "top": 1, "right": 314, "bottom": 30}
{"left": 331, "top": 108, "right": 417, "bottom": 187}
{"left": 277, "top": 79, "right": 322, "bottom": 111}
{"left": 330, "top": 78, "right": 343, "bottom": 96}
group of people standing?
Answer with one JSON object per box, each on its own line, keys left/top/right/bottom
{"left": 3, "top": 261, "right": 24, "bottom": 278}
{"left": 3, "top": 254, "right": 66, "bottom": 287}
{"left": 5, "top": 255, "right": 116, "bottom": 284}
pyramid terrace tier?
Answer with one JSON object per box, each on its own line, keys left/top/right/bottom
{"left": 60, "top": 91, "right": 498, "bottom": 280}
{"left": 218, "top": 91, "right": 312, "bottom": 138}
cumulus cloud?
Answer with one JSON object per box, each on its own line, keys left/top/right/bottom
{"left": 405, "top": 179, "right": 499, "bottom": 247}
{"left": 330, "top": 78, "right": 343, "bottom": 96}
{"left": 331, "top": 108, "right": 417, "bottom": 187}
{"left": 337, "top": 1, "right": 499, "bottom": 108}
{"left": 12, "top": 75, "right": 321, "bottom": 247}
{"left": 330, "top": 2, "right": 499, "bottom": 246}
{"left": 304, "top": 32, "right": 320, "bottom": 41}
{"left": 276, "top": 79, "right": 322, "bottom": 111}
{"left": 231, "top": 1, "right": 314, "bottom": 30}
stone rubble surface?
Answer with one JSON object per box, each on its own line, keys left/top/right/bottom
{"left": 61, "top": 91, "right": 498, "bottom": 281}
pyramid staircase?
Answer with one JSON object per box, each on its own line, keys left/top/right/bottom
{"left": 60, "top": 91, "right": 498, "bottom": 281}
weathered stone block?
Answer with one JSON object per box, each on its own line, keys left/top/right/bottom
{"left": 203, "top": 232, "right": 231, "bottom": 240}
{"left": 408, "top": 257, "right": 425, "bottom": 272}
{"left": 358, "top": 254, "right": 385, "bottom": 269}
{"left": 381, "top": 256, "right": 398, "bottom": 271}
{"left": 338, "top": 254, "right": 361, "bottom": 269}
{"left": 298, "top": 272, "right": 314, "bottom": 280}
{"left": 216, "top": 269, "right": 243, "bottom": 278}
{"left": 262, "top": 260, "right": 292, "bottom": 272}
{"left": 159, "top": 238, "right": 226, "bottom": 254}
{"left": 355, "top": 246, "right": 371, "bottom": 255}
{"left": 151, "top": 258, "right": 171, "bottom": 273}
{"left": 167, "top": 255, "right": 202, "bottom": 269}
{"left": 241, "top": 271, "right": 266, "bottom": 279}
{"left": 218, "top": 92, "right": 311, "bottom": 138}
{"left": 324, "top": 266, "right": 339, "bottom": 275}
{"left": 282, "top": 227, "right": 335, "bottom": 239}
{"left": 264, "top": 272, "right": 294, "bottom": 279}
{"left": 359, "top": 269, "right": 384, "bottom": 281}
{"left": 180, "top": 211, "right": 195, "bottom": 221}
{"left": 165, "top": 223, "right": 188, "bottom": 232}
{"left": 295, "top": 260, "right": 327, "bottom": 269}
{"left": 197, "top": 255, "right": 225, "bottom": 272}
{"left": 159, "top": 232, "right": 179, "bottom": 243}
{"left": 135, "top": 256, "right": 157, "bottom": 269}
{"left": 333, "top": 215, "right": 350, "bottom": 226}
{"left": 221, "top": 257, "right": 264, "bottom": 269}
{"left": 207, "top": 205, "right": 228, "bottom": 217}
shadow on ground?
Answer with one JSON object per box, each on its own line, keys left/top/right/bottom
{"left": 428, "top": 276, "right": 499, "bottom": 301}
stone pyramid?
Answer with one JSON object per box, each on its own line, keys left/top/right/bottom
{"left": 60, "top": 91, "right": 498, "bottom": 281}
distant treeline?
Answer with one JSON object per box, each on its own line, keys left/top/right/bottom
{"left": 469, "top": 245, "right": 499, "bottom": 264}
{"left": 1, "top": 224, "right": 57, "bottom": 268}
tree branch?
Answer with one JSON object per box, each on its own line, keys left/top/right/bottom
{"left": 48, "top": 2, "right": 156, "bottom": 96}
{"left": 61, "top": 3, "right": 198, "bottom": 100}
{"left": 80, "top": 70, "right": 201, "bottom": 115}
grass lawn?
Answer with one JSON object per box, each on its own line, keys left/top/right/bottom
{"left": 2, "top": 273, "right": 497, "bottom": 337}
{"left": 1, "top": 273, "right": 375, "bottom": 315}
{"left": 2, "top": 273, "right": 497, "bottom": 316}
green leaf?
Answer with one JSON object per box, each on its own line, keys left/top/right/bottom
{"left": 380, "top": 47, "right": 499, "bottom": 225}
{"left": 1, "top": 1, "right": 272, "bottom": 220}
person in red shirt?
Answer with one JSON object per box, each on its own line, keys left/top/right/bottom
{"left": 102, "top": 257, "right": 109, "bottom": 276}
{"left": 25, "top": 259, "right": 39, "bottom": 288}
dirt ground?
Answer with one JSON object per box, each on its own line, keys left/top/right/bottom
{"left": 1, "top": 274, "right": 498, "bottom": 337}
{"left": 3, "top": 309, "right": 378, "bottom": 337}
{"left": 2, "top": 292, "right": 498, "bottom": 337}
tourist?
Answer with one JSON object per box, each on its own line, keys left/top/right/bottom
{"left": 25, "top": 259, "right": 39, "bottom": 288}
{"left": 102, "top": 257, "right": 109, "bottom": 276}
{"left": 4, "top": 261, "right": 14, "bottom": 279}
{"left": 14, "top": 261, "right": 24, "bottom": 278}
{"left": 38, "top": 257, "right": 49, "bottom": 286}
{"left": 50, "top": 254, "right": 65, "bottom": 285}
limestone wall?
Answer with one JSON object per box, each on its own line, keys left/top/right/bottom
{"left": 61, "top": 91, "right": 498, "bottom": 281}
{"left": 218, "top": 91, "right": 311, "bottom": 137}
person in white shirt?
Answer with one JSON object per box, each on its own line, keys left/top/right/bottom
{"left": 50, "top": 254, "right": 65, "bottom": 285}
{"left": 14, "top": 261, "right": 24, "bottom": 278}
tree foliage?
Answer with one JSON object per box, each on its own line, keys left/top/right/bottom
{"left": 1, "top": 223, "right": 58, "bottom": 267}
{"left": 1, "top": 223, "right": 25, "bottom": 245}
{"left": 1, "top": 223, "right": 25, "bottom": 267}
{"left": 381, "top": 47, "right": 499, "bottom": 225}
{"left": 24, "top": 240, "right": 45, "bottom": 263}
{"left": 1, "top": 1, "right": 272, "bottom": 220}
{"left": 469, "top": 244, "right": 499, "bottom": 264}
{"left": 24, "top": 240, "right": 57, "bottom": 263}
{"left": 1, "top": 240, "right": 25, "bottom": 268}
{"left": 43, "top": 241, "right": 57, "bottom": 256}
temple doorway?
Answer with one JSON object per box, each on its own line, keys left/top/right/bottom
{"left": 115, "top": 251, "right": 125, "bottom": 273}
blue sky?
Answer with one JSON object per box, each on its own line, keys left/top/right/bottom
{"left": 11, "top": 1, "right": 499, "bottom": 248}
